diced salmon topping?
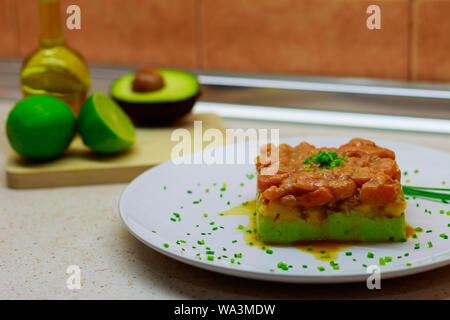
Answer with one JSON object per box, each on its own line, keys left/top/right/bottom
{"left": 256, "top": 138, "right": 402, "bottom": 208}
{"left": 338, "top": 138, "right": 395, "bottom": 159}
{"left": 299, "top": 187, "right": 334, "bottom": 208}
{"left": 360, "top": 174, "right": 401, "bottom": 205}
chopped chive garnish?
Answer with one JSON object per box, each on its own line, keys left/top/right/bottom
{"left": 266, "top": 249, "right": 273, "bottom": 254}
{"left": 238, "top": 225, "right": 244, "bottom": 230}
{"left": 403, "top": 186, "right": 450, "bottom": 202}
{"left": 206, "top": 250, "right": 215, "bottom": 255}
{"left": 427, "top": 241, "right": 433, "bottom": 248}
{"left": 277, "top": 262, "right": 288, "bottom": 271}
{"left": 304, "top": 151, "right": 348, "bottom": 169}
{"left": 414, "top": 243, "right": 420, "bottom": 249}
{"left": 207, "top": 256, "right": 214, "bottom": 261}
{"left": 317, "top": 266, "right": 325, "bottom": 272}
{"left": 163, "top": 243, "right": 169, "bottom": 248}
{"left": 345, "top": 252, "right": 352, "bottom": 256}
{"left": 440, "top": 233, "right": 448, "bottom": 239}
{"left": 203, "top": 213, "right": 208, "bottom": 218}
{"left": 232, "top": 240, "right": 237, "bottom": 243}
{"left": 234, "top": 253, "right": 242, "bottom": 258}
{"left": 302, "top": 265, "right": 308, "bottom": 269}
{"left": 170, "top": 218, "right": 176, "bottom": 222}
{"left": 367, "top": 252, "right": 374, "bottom": 258}
{"left": 415, "top": 227, "right": 423, "bottom": 232}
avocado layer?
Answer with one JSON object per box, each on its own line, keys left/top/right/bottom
{"left": 111, "top": 69, "right": 199, "bottom": 126}
{"left": 257, "top": 211, "right": 406, "bottom": 243}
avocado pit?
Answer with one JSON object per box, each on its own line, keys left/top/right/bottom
{"left": 132, "top": 67, "right": 164, "bottom": 93}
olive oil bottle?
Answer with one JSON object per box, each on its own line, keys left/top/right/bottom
{"left": 21, "top": 0, "right": 90, "bottom": 114}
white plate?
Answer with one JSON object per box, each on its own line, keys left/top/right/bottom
{"left": 119, "top": 137, "right": 450, "bottom": 283}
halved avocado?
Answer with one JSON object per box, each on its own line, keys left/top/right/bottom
{"left": 110, "top": 69, "right": 200, "bottom": 126}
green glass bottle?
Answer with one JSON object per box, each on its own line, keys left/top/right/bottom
{"left": 20, "top": 0, "right": 90, "bottom": 115}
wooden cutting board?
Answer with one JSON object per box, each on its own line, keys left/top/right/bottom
{"left": 6, "top": 113, "right": 224, "bottom": 189}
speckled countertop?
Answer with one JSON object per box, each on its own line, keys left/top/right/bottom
{"left": 1, "top": 99, "right": 449, "bottom": 300}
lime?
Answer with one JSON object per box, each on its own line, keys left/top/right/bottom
{"left": 78, "top": 92, "right": 135, "bottom": 154}
{"left": 6, "top": 95, "right": 76, "bottom": 160}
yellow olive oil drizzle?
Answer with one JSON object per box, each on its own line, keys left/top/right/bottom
{"left": 220, "top": 199, "right": 415, "bottom": 262}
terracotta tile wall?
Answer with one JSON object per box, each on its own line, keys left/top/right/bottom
{"left": 201, "top": 0, "right": 409, "bottom": 80}
{"left": 2, "top": 0, "right": 450, "bottom": 82}
{"left": 0, "top": 0, "right": 19, "bottom": 57}
{"left": 411, "top": 0, "right": 450, "bottom": 82}
{"left": 15, "top": 0, "right": 198, "bottom": 68}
